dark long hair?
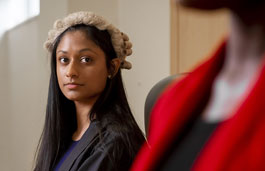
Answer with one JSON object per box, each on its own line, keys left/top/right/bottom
{"left": 34, "top": 24, "right": 145, "bottom": 171}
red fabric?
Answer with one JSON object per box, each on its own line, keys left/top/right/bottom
{"left": 131, "top": 41, "right": 265, "bottom": 171}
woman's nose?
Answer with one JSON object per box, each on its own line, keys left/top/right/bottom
{"left": 66, "top": 62, "right": 78, "bottom": 78}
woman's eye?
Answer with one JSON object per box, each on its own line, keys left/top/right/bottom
{"left": 59, "top": 57, "right": 69, "bottom": 63}
{"left": 81, "top": 57, "right": 92, "bottom": 63}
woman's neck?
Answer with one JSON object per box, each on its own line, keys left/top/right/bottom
{"left": 72, "top": 101, "right": 93, "bottom": 141}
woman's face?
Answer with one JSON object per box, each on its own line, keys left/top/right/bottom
{"left": 56, "top": 31, "right": 109, "bottom": 103}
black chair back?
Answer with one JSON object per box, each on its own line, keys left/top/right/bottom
{"left": 144, "top": 74, "right": 182, "bottom": 135}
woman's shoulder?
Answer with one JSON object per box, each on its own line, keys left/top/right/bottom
{"left": 101, "top": 124, "right": 127, "bottom": 144}
{"left": 92, "top": 117, "right": 145, "bottom": 155}
{"left": 91, "top": 120, "right": 126, "bottom": 145}
{"left": 83, "top": 120, "right": 130, "bottom": 157}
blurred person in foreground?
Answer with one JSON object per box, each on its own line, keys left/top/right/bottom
{"left": 131, "top": 0, "right": 265, "bottom": 170}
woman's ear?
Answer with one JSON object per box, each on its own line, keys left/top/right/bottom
{"left": 109, "top": 58, "right": 121, "bottom": 78}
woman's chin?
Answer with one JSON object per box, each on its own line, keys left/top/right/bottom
{"left": 64, "top": 93, "right": 82, "bottom": 101}
{"left": 66, "top": 96, "right": 80, "bottom": 102}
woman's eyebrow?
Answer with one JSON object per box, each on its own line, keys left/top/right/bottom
{"left": 56, "top": 50, "right": 68, "bottom": 54}
{"left": 56, "top": 48, "right": 97, "bottom": 55}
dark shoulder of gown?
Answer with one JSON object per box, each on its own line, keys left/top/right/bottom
{"left": 58, "top": 120, "right": 143, "bottom": 171}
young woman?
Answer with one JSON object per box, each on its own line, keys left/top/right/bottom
{"left": 132, "top": 0, "right": 265, "bottom": 170}
{"left": 34, "top": 11, "right": 145, "bottom": 171}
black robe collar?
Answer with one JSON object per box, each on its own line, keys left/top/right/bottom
{"left": 59, "top": 121, "right": 100, "bottom": 171}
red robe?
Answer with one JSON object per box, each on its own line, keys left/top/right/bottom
{"left": 131, "top": 41, "right": 265, "bottom": 171}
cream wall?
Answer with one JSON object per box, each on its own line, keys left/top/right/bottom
{"left": 119, "top": 0, "right": 170, "bottom": 130}
{"left": 68, "top": 0, "right": 119, "bottom": 26}
{"left": 7, "top": 18, "right": 43, "bottom": 171}
{"left": 0, "top": 0, "right": 170, "bottom": 170}
{"left": 0, "top": 34, "right": 11, "bottom": 171}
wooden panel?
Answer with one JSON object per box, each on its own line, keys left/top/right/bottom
{"left": 170, "top": 1, "right": 229, "bottom": 74}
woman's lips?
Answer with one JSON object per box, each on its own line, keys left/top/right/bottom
{"left": 64, "top": 83, "right": 83, "bottom": 89}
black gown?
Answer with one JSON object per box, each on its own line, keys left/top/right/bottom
{"left": 58, "top": 120, "right": 133, "bottom": 171}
